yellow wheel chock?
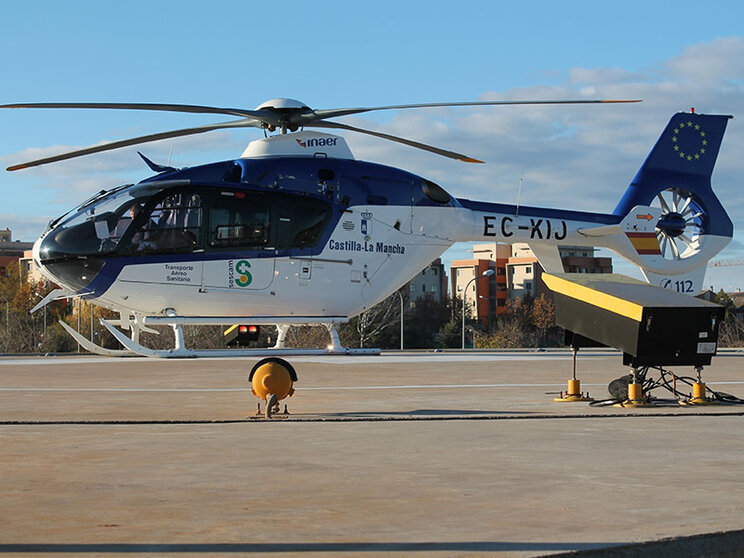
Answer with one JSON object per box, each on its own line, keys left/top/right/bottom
{"left": 249, "top": 357, "right": 297, "bottom": 418}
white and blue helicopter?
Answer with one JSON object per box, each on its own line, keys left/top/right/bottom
{"left": 2, "top": 99, "right": 733, "bottom": 365}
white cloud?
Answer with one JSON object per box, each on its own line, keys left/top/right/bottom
{"left": 665, "top": 37, "right": 744, "bottom": 86}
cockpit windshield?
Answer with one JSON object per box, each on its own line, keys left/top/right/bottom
{"left": 40, "top": 183, "right": 169, "bottom": 260}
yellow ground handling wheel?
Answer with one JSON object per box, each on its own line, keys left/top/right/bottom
{"left": 249, "top": 357, "right": 297, "bottom": 418}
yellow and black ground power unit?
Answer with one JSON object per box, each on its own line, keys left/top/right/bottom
{"left": 543, "top": 273, "right": 724, "bottom": 368}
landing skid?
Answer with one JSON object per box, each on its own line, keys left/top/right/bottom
{"left": 97, "top": 318, "right": 380, "bottom": 358}
{"left": 59, "top": 321, "right": 136, "bottom": 357}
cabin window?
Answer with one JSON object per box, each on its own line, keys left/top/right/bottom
{"left": 421, "top": 178, "right": 451, "bottom": 204}
{"left": 209, "top": 192, "right": 271, "bottom": 248}
{"left": 206, "top": 190, "right": 331, "bottom": 250}
{"left": 274, "top": 195, "right": 331, "bottom": 249}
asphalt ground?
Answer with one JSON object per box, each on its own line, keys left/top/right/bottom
{"left": 0, "top": 350, "right": 743, "bottom": 557}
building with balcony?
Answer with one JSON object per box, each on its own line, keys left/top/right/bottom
{"left": 450, "top": 242, "right": 613, "bottom": 327}
{"left": 450, "top": 257, "right": 495, "bottom": 327}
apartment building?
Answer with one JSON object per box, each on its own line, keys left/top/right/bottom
{"left": 450, "top": 242, "right": 612, "bottom": 325}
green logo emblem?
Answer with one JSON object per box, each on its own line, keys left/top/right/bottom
{"left": 235, "top": 260, "right": 252, "bottom": 287}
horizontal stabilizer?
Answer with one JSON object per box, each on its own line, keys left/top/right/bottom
{"left": 579, "top": 205, "right": 662, "bottom": 238}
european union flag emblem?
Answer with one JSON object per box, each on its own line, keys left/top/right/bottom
{"left": 671, "top": 120, "right": 708, "bottom": 163}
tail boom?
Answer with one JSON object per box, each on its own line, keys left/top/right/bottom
{"left": 449, "top": 111, "right": 733, "bottom": 294}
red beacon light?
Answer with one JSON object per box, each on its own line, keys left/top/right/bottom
{"left": 226, "top": 324, "right": 260, "bottom": 346}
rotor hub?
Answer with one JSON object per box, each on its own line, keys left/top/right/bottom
{"left": 652, "top": 187, "right": 707, "bottom": 261}
{"left": 254, "top": 98, "right": 309, "bottom": 111}
{"left": 656, "top": 212, "right": 687, "bottom": 238}
{"left": 255, "top": 98, "right": 311, "bottom": 132}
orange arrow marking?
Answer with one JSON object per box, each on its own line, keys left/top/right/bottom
{"left": 636, "top": 214, "right": 654, "bottom": 221}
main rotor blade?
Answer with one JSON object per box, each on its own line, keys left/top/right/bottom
{"left": 310, "top": 121, "right": 484, "bottom": 163}
{"left": 0, "top": 102, "right": 270, "bottom": 121}
{"left": 303, "top": 98, "right": 642, "bottom": 124}
{"left": 7, "top": 118, "right": 262, "bottom": 171}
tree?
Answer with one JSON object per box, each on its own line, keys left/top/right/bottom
{"left": 474, "top": 294, "right": 553, "bottom": 349}
{"left": 714, "top": 290, "right": 744, "bottom": 347}
{"left": 339, "top": 292, "right": 457, "bottom": 350}
{"left": 475, "top": 316, "right": 532, "bottom": 348}
{"left": 0, "top": 261, "right": 72, "bottom": 353}
{"left": 402, "top": 295, "right": 452, "bottom": 348}
{"left": 718, "top": 315, "right": 744, "bottom": 347}
{"left": 62, "top": 299, "right": 119, "bottom": 350}
{"left": 530, "top": 293, "right": 556, "bottom": 346}
{"left": 283, "top": 325, "right": 331, "bottom": 349}
{"left": 715, "top": 289, "right": 735, "bottom": 319}
{"left": 437, "top": 318, "right": 463, "bottom": 348}
{"left": 340, "top": 292, "right": 402, "bottom": 348}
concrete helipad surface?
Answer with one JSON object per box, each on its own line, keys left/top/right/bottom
{"left": 0, "top": 350, "right": 743, "bottom": 557}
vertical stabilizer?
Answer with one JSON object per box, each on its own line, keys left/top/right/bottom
{"left": 614, "top": 111, "right": 732, "bottom": 238}
{"left": 610, "top": 111, "right": 733, "bottom": 294}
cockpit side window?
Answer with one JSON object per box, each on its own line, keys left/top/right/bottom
{"left": 121, "top": 191, "right": 202, "bottom": 254}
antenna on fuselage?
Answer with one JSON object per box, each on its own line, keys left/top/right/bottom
{"left": 515, "top": 177, "right": 524, "bottom": 218}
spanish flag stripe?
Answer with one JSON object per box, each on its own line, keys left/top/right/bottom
{"left": 626, "top": 232, "right": 661, "bottom": 254}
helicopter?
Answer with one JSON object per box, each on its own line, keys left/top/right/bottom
{"left": 1, "top": 99, "right": 733, "bottom": 364}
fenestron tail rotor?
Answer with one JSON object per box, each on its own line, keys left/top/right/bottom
{"left": 2, "top": 97, "right": 640, "bottom": 170}
{"left": 653, "top": 187, "right": 706, "bottom": 261}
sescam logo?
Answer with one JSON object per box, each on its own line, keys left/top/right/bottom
{"left": 296, "top": 137, "right": 338, "bottom": 148}
{"left": 228, "top": 259, "right": 253, "bottom": 287}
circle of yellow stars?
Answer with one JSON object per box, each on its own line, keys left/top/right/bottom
{"left": 671, "top": 120, "right": 707, "bottom": 162}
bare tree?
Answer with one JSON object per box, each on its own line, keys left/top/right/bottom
{"left": 341, "top": 293, "right": 402, "bottom": 348}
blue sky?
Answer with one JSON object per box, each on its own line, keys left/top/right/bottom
{"left": 2, "top": 0, "right": 744, "bottom": 290}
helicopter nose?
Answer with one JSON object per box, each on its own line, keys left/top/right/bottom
{"left": 32, "top": 236, "right": 57, "bottom": 284}
{"left": 36, "top": 233, "right": 105, "bottom": 292}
